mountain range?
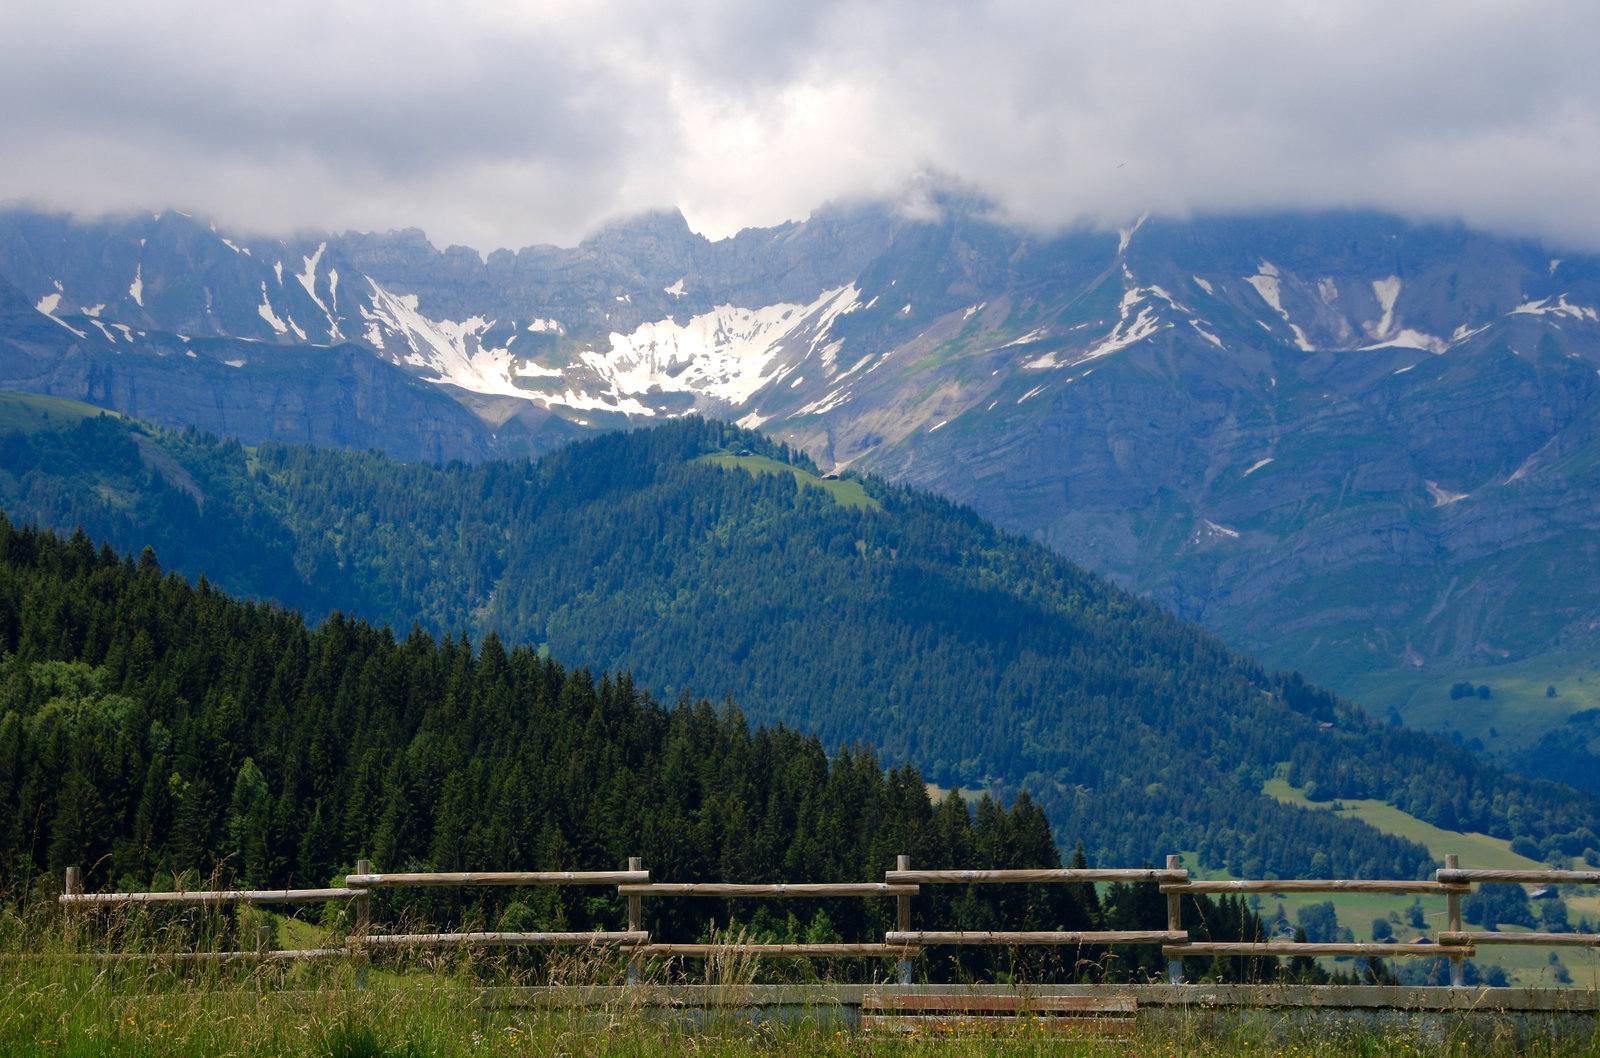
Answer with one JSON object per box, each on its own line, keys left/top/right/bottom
{"left": 1, "top": 200, "right": 1597, "bottom": 739}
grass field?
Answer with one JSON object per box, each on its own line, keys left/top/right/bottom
{"left": 696, "top": 452, "right": 881, "bottom": 512}
{"left": 6, "top": 897, "right": 1600, "bottom": 1055}
{"left": 1256, "top": 776, "right": 1599, "bottom": 985}
{"left": 1260, "top": 778, "right": 1545, "bottom": 872}
{"left": 1338, "top": 651, "right": 1600, "bottom": 758}
{"left": 0, "top": 391, "right": 117, "bottom": 433}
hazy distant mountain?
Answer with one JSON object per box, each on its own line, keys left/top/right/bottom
{"left": 2, "top": 201, "right": 1597, "bottom": 705}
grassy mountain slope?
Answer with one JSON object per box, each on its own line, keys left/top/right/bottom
{"left": 2, "top": 399, "right": 1596, "bottom": 877}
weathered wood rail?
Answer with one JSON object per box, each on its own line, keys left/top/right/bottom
{"left": 54, "top": 850, "right": 1599, "bottom": 992}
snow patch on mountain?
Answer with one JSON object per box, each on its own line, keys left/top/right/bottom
{"left": 1117, "top": 214, "right": 1146, "bottom": 255}
{"left": 1368, "top": 276, "right": 1402, "bottom": 340}
{"left": 34, "top": 293, "right": 61, "bottom": 315}
{"left": 1191, "top": 321, "right": 1225, "bottom": 348}
{"left": 1511, "top": 295, "right": 1599, "bottom": 321}
{"left": 1245, "top": 264, "right": 1314, "bottom": 351}
{"left": 1003, "top": 328, "right": 1049, "bottom": 348}
{"left": 355, "top": 279, "right": 859, "bottom": 416}
{"left": 361, "top": 279, "right": 527, "bottom": 399}
{"left": 1363, "top": 328, "right": 1450, "bottom": 355}
{"left": 1026, "top": 287, "right": 1172, "bottom": 369}
{"left": 597, "top": 286, "right": 860, "bottom": 407}
{"left": 129, "top": 265, "right": 143, "bottom": 307}
{"left": 257, "top": 283, "right": 288, "bottom": 335}
{"left": 296, "top": 242, "right": 341, "bottom": 339}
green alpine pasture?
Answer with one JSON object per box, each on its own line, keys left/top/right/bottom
{"left": 695, "top": 451, "right": 881, "bottom": 511}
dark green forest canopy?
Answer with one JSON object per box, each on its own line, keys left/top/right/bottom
{"left": 0, "top": 517, "right": 1033, "bottom": 895}
{"left": 0, "top": 518, "right": 1296, "bottom": 984}
{"left": 2, "top": 409, "right": 1596, "bottom": 877}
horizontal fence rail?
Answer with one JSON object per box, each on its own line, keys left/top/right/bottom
{"left": 51, "top": 851, "right": 1600, "bottom": 990}
{"left": 887, "top": 930, "right": 1186, "bottom": 946}
{"left": 347, "top": 871, "right": 649, "bottom": 888}
{"left": 644, "top": 943, "right": 919, "bottom": 957}
{"left": 364, "top": 931, "right": 649, "bottom": 949}
{"left": 58, "top": 888, "right": 361, "bottom": 906}
{"left": 1160, "top": 880, "right": 1468, "bottom": 895}
{"left": 1437, "top": 869, "right": 1600, "bottom": 885}
{"left": 1439, "top": 932, "right": 1598, "bottom": 947}
{"left": 885, "top": 868, "right": 1184, "bottom": 884}
{"left": 616, "top": 883, "right": 917, "bottom": 897}
{"left": 1164, "top": 942, "right": 1476, "bottom": 958}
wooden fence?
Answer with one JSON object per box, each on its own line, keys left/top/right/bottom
{"left": 57, "top": 851, "right": 1600, "bottom": 988}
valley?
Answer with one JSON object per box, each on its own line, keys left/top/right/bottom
{"left": 2, "top": 398, "right": 1595, "bottom": 893}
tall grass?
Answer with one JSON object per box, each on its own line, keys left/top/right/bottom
{"left": 3, "top": 888, "right": 1598, "bottom": 1057}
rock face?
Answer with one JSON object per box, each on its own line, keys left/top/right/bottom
{"left": 1, "top": 202, "right": 1598, "bottom": 692}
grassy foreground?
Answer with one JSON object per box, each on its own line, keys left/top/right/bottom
{"left": 6, "top": 977, "right": 1599, "bottom": 1058}
{"left": 4, "top": 898, "right": 1599, "bottom": 1057}
{"left": 4, "top": 951, "right": 1600, "bottom": 1058}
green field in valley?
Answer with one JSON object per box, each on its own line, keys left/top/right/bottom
{"left": 1260, "top": 778, "right": 1545, "bottom": 872}
{"left": 1258, "top": 776, "right": 1600, "bottom": 986}
{"left": 1339, "top": 650, "right": 1600, "bottom": 757}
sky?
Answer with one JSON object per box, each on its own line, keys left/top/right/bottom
{"left": 3, "top": 0, "right": 1599, "bottom": 252}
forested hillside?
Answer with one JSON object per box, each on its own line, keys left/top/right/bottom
{"left": 3, "top": 405, "right": 1596, "bottom": 877}
{"left": 0, "top": 517, "right": 1293, "bottom": 983}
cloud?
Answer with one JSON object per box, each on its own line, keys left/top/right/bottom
{"left": 2, "top": 0, "right": 1598, "bottom": 250}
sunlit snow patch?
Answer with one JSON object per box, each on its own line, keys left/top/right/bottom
{"left": 296, "top": 242, "right": 342, "bottom": 339}
{"left": 1245, "top": 263, "right": 1314, "bottom": 351}
{"left": 596, "top": 285, "right": 861, "bottom": 407}
{"left": 1363, "top": 329, "right": 1449, "bottom": 355}
{"left": 1511, "top": 295, "right": 1599, "bottom": 322}
{"left": 257, "top": 283, "right": 288, "bottom": 335}
{"left": 1367, "top": 277, "right": 1401, "bottom": 339}
{"left": 361, "top": 279, "right": 535, "bottom": 400}
{"left": 1024, "top": 286, "right": 1172, "bottom": 369}
{"left": 1425, "top": 480, "right": 1469, "bottom": 506}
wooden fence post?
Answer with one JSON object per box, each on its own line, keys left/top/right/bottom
{"left": 1445, "top": 854, "right": 1464, "bottom": 987}
{"left": 896, "top": 855, "right": 912, "bottom": 986}
{"left": 256, "top": 924, "right": 273, "bottom": 962}
{"left": 63, "top": 866, "right": 82, "bottom": 941}
{"left": 627, "top": 857, "right": 643, "bottom": 986}
{"left": 354, "top": 859, "right": 371, "bottom": 989}
{"left": 1166, "top": 855, "right": 1184, "bottom": 985}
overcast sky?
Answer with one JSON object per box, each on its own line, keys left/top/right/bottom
{"left": 3, "top": 0, "right": 1598, "bottom": 252}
